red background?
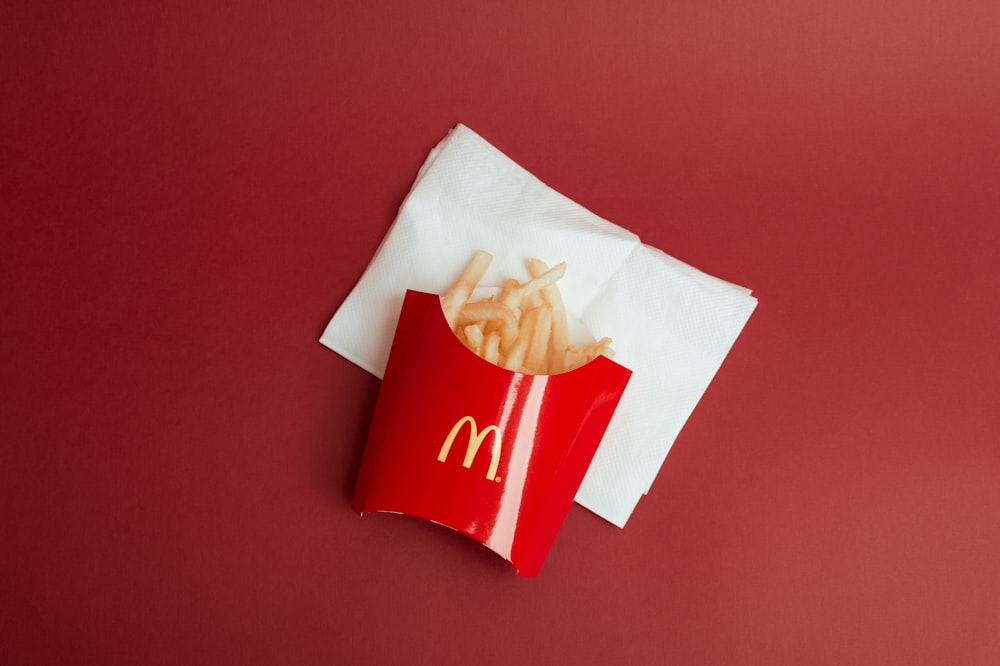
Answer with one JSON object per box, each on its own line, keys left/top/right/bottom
{"left": 3, "top": 2, "right": 999, "bottom": 664}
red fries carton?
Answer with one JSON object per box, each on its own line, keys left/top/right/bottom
{"left": 352, "top": 291, "right": 631, "bottom": 577}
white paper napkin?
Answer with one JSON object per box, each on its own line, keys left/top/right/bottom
{"left": 321, "top": 124, "right": 757, "bottom": 527}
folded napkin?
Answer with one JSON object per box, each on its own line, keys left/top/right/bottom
{"left": 321, "top": 124, "right": 757, "bottom": 527}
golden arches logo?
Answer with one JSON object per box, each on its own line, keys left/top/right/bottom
{"left": 436, "top": 416, "right": 502, "bottom": 482}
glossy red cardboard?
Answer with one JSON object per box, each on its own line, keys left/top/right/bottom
{"left": 352, "top": 290, "right": 632, "bottom": 577}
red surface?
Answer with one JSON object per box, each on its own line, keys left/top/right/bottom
{"left": 353, "top": 291, "right": 630, "bottom": 577}
{"left": 2, "top": 1, "right": 999, "bottom": 664}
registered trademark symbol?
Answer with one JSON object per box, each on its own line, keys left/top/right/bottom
{"left": 494, "top": 476, "right": 502, "bottom": 483}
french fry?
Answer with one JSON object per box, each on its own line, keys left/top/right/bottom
{"left": 457, "top": 302, "right": 518, "bottom": 349}
{"left": 562, "top": 338, "right": 615, "bottom": 370}
{"left": 498, "top": 278, "right": 523, "bottom": 320}
{"left": 459, "top": 250, "right": 493, "bottom": 286}
{"left": 502, "top": 306, "right": 537, "bottom": 371}
{"left": 463, "top": 324, "right": 485, "bottom": 356}
{"left": 516, "top": 261, "right": 566, "bottom": 298}
{"left": 500, "top": 261, "right": 565, "bottom": 309}
{"left": 482, "top": 332, "right": 500, "bottom": 366}
{"left": 440, "top": 280, "right": 472, "bottom": 330}
{"left": 590, "top": 337, "right": 614, "bottom": 356}
{"left": 524, "top": 304, "right": 552, "bottom": 374}
{"left": 564, "top": 346, "right": 584, "bottom": 371}
{"left": 580, "top": 338, "right": 614, "bottom": 365}
{"left": 527, "top": 258, "right": 569, "bottom": 373}
{"left": 440, "top": 250, "right": 493, "bottom": 328}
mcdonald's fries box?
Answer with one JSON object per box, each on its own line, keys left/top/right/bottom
{"left": 351, "top": 290, "right": 631, "bottom": 577}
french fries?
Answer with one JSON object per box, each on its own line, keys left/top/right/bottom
{"left": 440, "top": 251, "right": 615, "bottom": 374}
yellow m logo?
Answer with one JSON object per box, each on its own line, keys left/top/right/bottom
{"left": 437, "top": 416, "right": 502, "bottom": 482}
